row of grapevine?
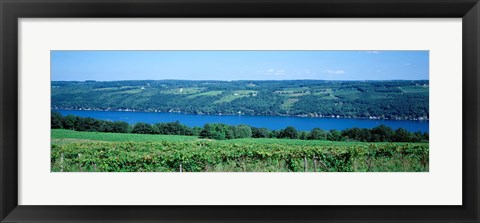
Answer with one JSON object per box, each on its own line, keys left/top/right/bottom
{"left": 51, "top": 141, "right": 428, "bottom": 172}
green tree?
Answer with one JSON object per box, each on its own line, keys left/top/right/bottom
{"left": 225, "top": 126, "right": 235, "bottom": 139}
{"left": 422, "top": 132, "right": 429, "bottom": 141}
{"left": 342, "top": 127, "right": 363, "bottom": 141}
{"left": 132, "top": 122, "right": 155, "bottom": 134}
{"left": 393, "top": 128, "right": 412, "bottom": 142}
{"left": 359, "top": 128, "right": 372, "bottom": 142}
{"left": 269, "top": 130, "right": 279, "bottom": 138}
{"left": 327, "top": 129, "right": 342, "bottom": 141}
{"left": 234, "top": 125, "right": 253, "bottom": 139}
{"left": 62, "top": 115, "right": 76, "bottom": 130}
{"left": 112, "top": 121, "right": 129, "bottom": 133}
{"left": 75, "top": 117, "right": 102, "bottom": 132}
{"left": 98, "top": 121, "right": 114, "bottom": 132}
{"left": 191, "top": 127, "right": 202, "bottom": 136}
{"left": 154, "top": 121, "right": 192, "bottom": 135}
{"left": 200, "top": 124, "right": 215, "bottom": 139}
{"left": 279, "top": 126, "right": 298, "bottom": 139}
{"left": 299, "top": 131, "right": 308, "bottom": 140}
{"left": 371, "top": 125, "right": 394, "bottom": 142}
{"left": 410, "top": 131, "right": 423, "bottom": 142}
{"left": 308, "top": 128, "right": 327, "bottom": 140}
{"left": 200, "top": 123, "right": 228, "bottom": 140}
{"left": 252, "top": 127, "right": 270, "bottom": 138}
{"left": 51, "top": 111, "right": 63, "bottom": 129}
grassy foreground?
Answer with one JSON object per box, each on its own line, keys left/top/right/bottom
{"left": 51, "top": 129, "right": 429, "bottom": 172}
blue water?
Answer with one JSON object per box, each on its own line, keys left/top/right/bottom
{"left": 54, "top": 110, "right": 429, "bottom": 133}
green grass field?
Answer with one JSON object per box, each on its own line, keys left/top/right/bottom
{"left": 51, "top": 129, "right": 429, "bottom": 172}
{"left": 187, "top": 90, "right": 224, "bottom": 99}
{"left": 399, "top": 85, "right": 429, "bottom": 94}
{"left": 52, "top": 129, "right": 198, "bottom": 143}
{"left": 161, "top": 87, "right": 204, "bottom": 95}
{"left": 214, "top": 90, "right": 258, "bottom": 104}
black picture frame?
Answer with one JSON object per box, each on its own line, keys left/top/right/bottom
{"left": 1, "top": 0, "right": 479, "bottom": 222}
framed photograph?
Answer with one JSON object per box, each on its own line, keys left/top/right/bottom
{"left": 1, "top": 0, "right": 479, "bottom": 222}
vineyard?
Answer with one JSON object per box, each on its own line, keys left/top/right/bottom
{"left": 51, "top": 130, "right": 428, "bottom": 172}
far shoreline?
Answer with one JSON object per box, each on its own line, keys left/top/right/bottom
{"left": 51, "top": 108, "right": 430, "bottom": 122}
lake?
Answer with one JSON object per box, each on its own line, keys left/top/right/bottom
{"left": 54, "top": 110, "right": 429, "bottom": 133}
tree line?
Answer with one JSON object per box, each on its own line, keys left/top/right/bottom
{"left": 52, "top": 112, "right": 429, "bottom": 143}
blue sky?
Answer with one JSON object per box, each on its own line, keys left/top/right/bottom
{"left": 51, "top": 50, "right": 429, "bottom": 81}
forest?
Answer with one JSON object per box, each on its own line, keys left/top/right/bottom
{"left": 51, "top": 79, "right": 429, "bottom": 120}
